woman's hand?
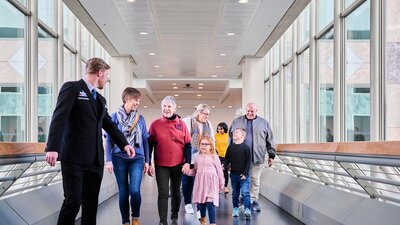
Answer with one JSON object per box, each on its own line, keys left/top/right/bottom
{"left": 143, "top": 163, "right": 149, "bottom": 174}
{"left": 182, "top": 163, "right": 190, "bottom": 174}
{"left": 147, "top": 165, "right": 154, "bottom": 177}
{"left": 106, "top": 161, "right": 113, "bottom": 173}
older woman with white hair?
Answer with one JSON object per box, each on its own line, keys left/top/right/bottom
{"left": 181, "top": 103, "right": 215, "bottom": 215}
{"left": 148, "top": 96, "right": 192, "bottom": 225}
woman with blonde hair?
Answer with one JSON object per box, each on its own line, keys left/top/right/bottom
{"left": 182, "top": 103, "right": 215, "bottom": 215}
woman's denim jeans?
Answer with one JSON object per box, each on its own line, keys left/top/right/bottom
{"left": 112, "top": 155, "right": 144, "bottom": 223}
{"left": 182, "top": 173, "right": 195, "bottom": 205}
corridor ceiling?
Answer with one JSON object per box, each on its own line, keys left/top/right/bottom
{"left": 65, "top": 0, "right": 309, "bottom": 108}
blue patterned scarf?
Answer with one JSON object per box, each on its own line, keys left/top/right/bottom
{"left": 116, "top": 106, "right": 142, "bottom": 148}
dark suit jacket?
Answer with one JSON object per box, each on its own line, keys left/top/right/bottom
{"left": 45, "top": 79, "right": 128, "bottom": 166}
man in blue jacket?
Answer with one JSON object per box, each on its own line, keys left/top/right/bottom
{"left": 45, "top": 58, "right": 135, "bottom": 225}
{"left": 229, "top": 102, "right": 275, "bottom": 212}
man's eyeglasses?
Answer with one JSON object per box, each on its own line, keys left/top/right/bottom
{"left": 200, "top": 143, "right": 211, "bottom": 146}
{"left": 201, "top": 112, "right": 210, "bottom": 116}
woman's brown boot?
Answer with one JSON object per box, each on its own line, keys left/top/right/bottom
{"left": 199, "top": 217, "right": 207, "bottom": 225}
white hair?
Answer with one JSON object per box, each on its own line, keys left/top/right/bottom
{"left": 192, "top": 103, "right": 211, "bottom": 118}
{"left": 161, "top": 96, "right": 177, "bottom": 107}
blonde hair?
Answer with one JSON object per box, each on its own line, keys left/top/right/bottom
{"left": 85, "top": 57, "right": 110, "bottom": 74}
{"left": 199, "top": 136, "right": 216, "bottom": 156}
{"left": 121, "top": 87, "right": 141, "bottom": 104}
{"left": 192, "top": 103, "right": 211, "bottom": 119}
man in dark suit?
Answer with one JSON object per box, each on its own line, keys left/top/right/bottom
{"left": 45, "top": 58, "right": 135, "bottom": 225}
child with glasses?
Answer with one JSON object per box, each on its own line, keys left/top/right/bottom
{"left": 184, "top": 136, "right": 224, "bottom": 225}
{"left": 224, "top": 128, "right": 252, "bottom": 220}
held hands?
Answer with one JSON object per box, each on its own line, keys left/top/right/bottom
{"left": 45, "top": 151, "right": 58, "bottom": 167}
{"left": 106, "top": 161, "right": 113, "bottom": 173}
{"left": 143, "top": 163, "right": 149, "bottom": 174}
{"left": 147, "top": 165, "right": 154, "bottom": 177}
{"left": 268, "top": 158, "right": 274, "bottom": 167}
{"left": 219, "top": 184, "right": 225, "bottom": 192}
{"left": 181, "top": 163, "right": 190, "bottom": 174}
{"left": 124, "top": 145, "right": 135, "bottom": 158}
{"left": 240, "top": 174, "right": 246, "bottom": 180}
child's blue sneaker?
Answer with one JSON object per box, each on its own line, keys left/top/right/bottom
{"left": 232, "top": 207, "right": 239, "bottom": 217}
{"left": 244, "top": 208, "right": 251, "bottom": 220}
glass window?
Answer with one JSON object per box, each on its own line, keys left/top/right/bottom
{"left": 299, "top": 48, "right": 310, "bottom": 143}
{"left": 298, "top": 4, "right": 310, "bottom": 48}
{"left": 63, "top": 4, "right": 76, "bottom": 47}
{"left": 104, "top": 51, "right": 110, "bottom": 64}
{"left": 0, "top": 1, "right": 26, "bottom": 142}
{"left": 318, "top": 29, "right": 334, "bottom": 142}
{"left": 345, "top": 1, "right": 370, "bottom": 141}
{"left": 38, "top": 0, "right": 56, "bottom": 30}
{"left": 265, "top": 53, "right": 270, "bottom": 79}
{"left": 345, "top": 0, "right": 357, "bottom": 8}
{"left": 317, "top": 0, "right": 334, "bottom": 32}
{"left": 81, "top": 60, "right": 86, "bottom": 78}
{"left": 265, "top": 80, "right": 270, "bottom": 122}
{"left": 272, "top": 42, "right": 280, "bottom": 71}
{"left": 17, "top": 0, "right": 27, "bottom": 7}
{"left": 385, "top": 0, "right": 400, "bottom": 140}
{"left": 284, "top": 26, "right": 293, "bottom": 61}
{"left": 273, "top": 73, "right": 280, "bottom": 143}
{"left": 81, "top": 25, "right": 90, "bottom": 59}
{"left": 64, "top": 47, "right": 76, "bottom": 82}
{"left": 94, "top": 39, "right": 101, "bottom": 57}
{"left": 38, "top": 27, "right": 56, "bottom": 142}
{"left": 284, "top": 63, "right": 293, "bottom": 142}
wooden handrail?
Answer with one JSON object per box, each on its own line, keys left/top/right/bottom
{"left": 1, "top": 141, "right": 399, "bottom": 157}
{"left": 277, "top": 141, "right": 400, "bottom": 156}
{"left": 0, "top": 142, "right": 46, "bottom": 156}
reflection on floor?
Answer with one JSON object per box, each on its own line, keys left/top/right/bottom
{"left": 76, "top": 175, "right": 303, "bottom": 225}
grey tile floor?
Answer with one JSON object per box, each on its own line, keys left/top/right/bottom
{"left": 76, "top": 175, "right": 303, "bottom": 225}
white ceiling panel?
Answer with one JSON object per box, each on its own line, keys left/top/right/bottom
{"left": 69, "top": 0, "right": 309, "bottom": 109}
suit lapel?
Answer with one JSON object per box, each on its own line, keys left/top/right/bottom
{"left": 98, "top": 95, "right": 105, "bottom": 119}
{"left": 79, "top": 79, "right": 98, "bottom": 118}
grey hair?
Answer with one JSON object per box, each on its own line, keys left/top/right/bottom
{"left": 192, "top": 103, "right": 211, "bottom": 118}
{"left": 161, "top": 96, "right": 177, "bottom": 107}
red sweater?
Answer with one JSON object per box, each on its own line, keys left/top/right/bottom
{"left": 149, "top": 116, "right": 191, "bottom": 167}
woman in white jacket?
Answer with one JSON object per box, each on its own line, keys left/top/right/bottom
{"left": 181, "top": 103, "right": 215, "bottom": 215}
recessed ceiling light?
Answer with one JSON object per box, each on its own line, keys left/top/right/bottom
{"left": 238, "top": 0, "right": 248, "bottom": 3}
{"left": 198, "top": 87, "right": 203, "bottom": 90}
{"left": 174, "top": 94, "right": 179, "bottom": 97}
{"left": 197, "top": 94, "right": 202, "bottom": 97}
{"left": 228, "top": 106, "right": 233, "bottom": 108}
{"left": 216, "top": 66, "right": 221, "bottom": 68}
{"left": 173, "top": 86, "right": 178, "bottom": 89}
{"left": 172, "top": 83, "right": 177, "bottom": 86}
{"left": 227, "top": 32, "right": 235, "bottom": 36}
{"left": 127, "top": 0, "right": 136, "bottom": 2}
{"left": 199, "top": 83, "right": 204, "bottom": 86}
{"left": 178, "top": 105, "right": 182, "bottom": 108}
{"left": 211, "top": 75, "right": 218, "bottom": 78}
{"left": 149, "top": 53, "right": 155, "bottom": 56}
{"left": 219, "top": 53, "right": 226, "bottom": 56}
{"left": 154, "top": 65, "right": 159, "bottom": 68}
{"left": 143, "top": 105, "right": 148, "bottom": 108}
{"left": 158, "top": 75, "right": 163, "bottom": 77}
{"left": 211, "top": 105, "right": 215, "bottom": 108}
{"left": 140, "top": 32, "right": 148, "bottom": 35}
